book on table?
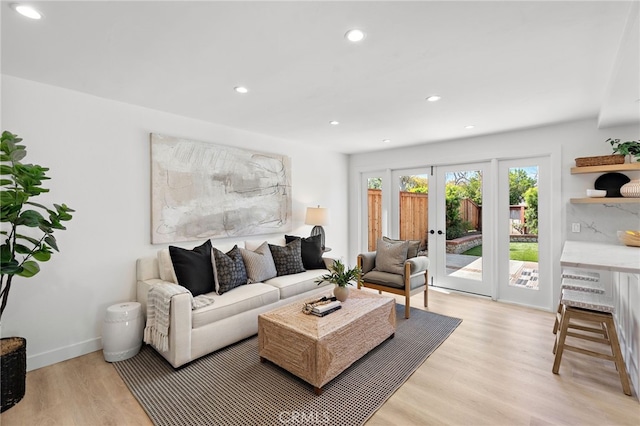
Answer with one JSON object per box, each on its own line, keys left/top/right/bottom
{"left": 311, "top": 305, "right": 342, "bottom": 317}
{"left": 311, "top": 300, "right": 342, "bottom": 315}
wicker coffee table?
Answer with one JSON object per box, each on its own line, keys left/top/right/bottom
{"left": 258, "top": 290, "right": 396, "bottom": 395}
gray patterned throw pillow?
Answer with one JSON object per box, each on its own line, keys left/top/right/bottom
{"left": 269, "top": 239, "right": 305, "bottom": 276}
{"left": 239, "top": 241, "right": 277, "bottom": 283}
{"left": 212, "top": 245, "right": 248, "bottom": 294}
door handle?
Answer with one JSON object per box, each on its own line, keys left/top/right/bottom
{"left": 437, "top": 230, "right": 443, "bottom": 235}
{"left": 429, "top": 230, "right": 435, "bottom": 234}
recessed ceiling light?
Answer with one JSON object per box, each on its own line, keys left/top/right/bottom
{"left": 464, "top": 125, "right": 476, "bottom": 129}
{"left": 329, "top": 120, "right": 340, "bottom": 126}
{"left": 345, "top": 29, "right": 366, "bottom": 42}
{"left": 12, "top": 3, "right": 43, "bottom": 19}
{"left": 234, "top": 86, "right": 248, "bottom": 94}
{"left": 426, "top": 95, "right": 441, "bottom": 102}
{"left": 382, "top": 139, "right": 391, "bottom": 144}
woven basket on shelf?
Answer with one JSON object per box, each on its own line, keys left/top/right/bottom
{"left": 574, "top": 154, "right": 625, "bottom": 167}
{"left": 1, "top": 337, "right": 26, "bottom": 413}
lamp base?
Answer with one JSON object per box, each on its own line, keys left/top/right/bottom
{"left": 310, "top": 226, "right": 326, "bottom": 250}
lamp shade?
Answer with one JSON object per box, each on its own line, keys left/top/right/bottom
{"left": 305, "top": 207, "right": 328, "bottom": 226}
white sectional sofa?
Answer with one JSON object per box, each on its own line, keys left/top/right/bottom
{"left": 136, "top": 237, "right": 333, "bottom": 368}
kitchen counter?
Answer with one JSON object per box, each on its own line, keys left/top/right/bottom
{"left": 560, "top": 240, "right": 640, "bottom": 274}
{"left": 561, "top": 239, "right": 640, "bottom": 400}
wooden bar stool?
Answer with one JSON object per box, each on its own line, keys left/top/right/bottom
{"left": 553, "top": 289, "right": 632, "bottom": 396}
{"left": 553, "top": 274, "right": 604, "bottom": 334}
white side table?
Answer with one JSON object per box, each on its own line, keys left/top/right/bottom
{"left": 102, "top": 302, "right": 143, "bottom": 362}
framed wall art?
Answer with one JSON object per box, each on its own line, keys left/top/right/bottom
{"left": 150, "top": 133, "right": 292, "bottom": 244}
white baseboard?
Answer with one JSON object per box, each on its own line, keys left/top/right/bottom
{"left": 26, "top": 337, "right": 103, "bottom": 372}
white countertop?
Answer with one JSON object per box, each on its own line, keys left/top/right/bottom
{"left": 561, "top": 240, "right": 640, "bottom": 274}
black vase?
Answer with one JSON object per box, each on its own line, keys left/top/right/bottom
{"left": 1, "top": 337, "right": 26, "bottom": 412}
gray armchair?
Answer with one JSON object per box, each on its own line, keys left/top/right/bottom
{"left": 357, "top": 251, "right": 429, "bottom": 319}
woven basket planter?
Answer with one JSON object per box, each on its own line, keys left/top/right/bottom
{"left": 574, "top": 154, "right": 625, "bottom": 167}
{"left": 1, "top": 337, "right": 26, "bottom": 413}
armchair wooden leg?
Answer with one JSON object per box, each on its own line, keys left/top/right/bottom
{"left": 405, "top": 293, "right": 411, "bottom": 319}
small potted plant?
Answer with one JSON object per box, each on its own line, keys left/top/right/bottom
{"left": 607, "top": 138, "right": 640, "bottom": 162}
{"left": 315, "top": 259, "right": 361, "bottom": 302}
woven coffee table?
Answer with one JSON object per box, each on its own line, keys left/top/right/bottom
{"left": 258, "top": 290, "right": 396, "bottom": 395}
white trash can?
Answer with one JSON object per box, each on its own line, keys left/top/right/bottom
{"left": 102, "top": 302, "right": 143, "bottom": 362}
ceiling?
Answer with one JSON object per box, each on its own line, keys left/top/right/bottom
{"left": 2, "top": 1, "right": 639, "bottom": 154}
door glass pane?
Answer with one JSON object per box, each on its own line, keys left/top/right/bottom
{"left": 367, "top": 177, "right": 382, "bottom": 251}
{"left": 444, "top": 170, "right": 482, "bottom": 281}
{"left": 508, "top": 167, "right": 539, "bottom": 290}
{"left": 398, "top": 173, "right": 428, "bottom": 254}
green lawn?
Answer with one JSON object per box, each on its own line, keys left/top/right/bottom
{"left": 462, "top": 243, "right": 539, "bottom": 262}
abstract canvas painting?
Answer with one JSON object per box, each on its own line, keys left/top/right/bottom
{"left": 150, "top": 133, "right": 292, "bottom": 244}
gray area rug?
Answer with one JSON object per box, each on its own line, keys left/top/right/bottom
{"left": 113, "top": 304, "right": 461, "bottom": 426}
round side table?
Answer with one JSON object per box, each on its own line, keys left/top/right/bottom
{"left": 102, "top": 302, "right": 143, "bottom": 362}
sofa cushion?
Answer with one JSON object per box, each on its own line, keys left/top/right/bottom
{"left": 169, "top": 240, "right": 215, "bottom": 297}
{"left": 239, "top": 241, "right": 277, "bottom": 283}
{"left": 191, "top": 284, "right": 280, "bottom": 329}
{"left": 212, "top": 245, "right": 248, "bottom": 294}
{"left": 382, "top": 236, "right": 421, "bottom": 258}
{"left": 265, "top": 269, "right": 331, "bottom": 299}
{"left": 269, "top": 239, "right": 305, "bottom": 276}
{"left": 285, "top": 234, "right": 325, "bottom": 270}
{"left": 374, "top": 238, "right": 408, "bottom": 275}
{"left": 157, "top": 248, "right": 178, "bottom": 283}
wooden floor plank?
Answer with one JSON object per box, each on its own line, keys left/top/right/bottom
{"left": 1, "top": 289, "right": 638, "bottom": 425}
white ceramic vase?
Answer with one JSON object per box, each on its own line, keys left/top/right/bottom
{"left": 333, "top": 286, "right": 349, "bottom": 302}
{"left": 620, "top": 179, "right": 640, "bottom": 198}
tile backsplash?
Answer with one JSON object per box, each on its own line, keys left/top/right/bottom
{"left": 568, "top": 202, "right": 640, "bottom": 243}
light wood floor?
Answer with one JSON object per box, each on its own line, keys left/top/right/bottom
{"left": 2, "top": 289, "right": 638, "bottom": 425}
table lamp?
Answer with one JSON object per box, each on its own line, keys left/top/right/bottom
{"left": 305, "top": 206, "right": 328, "bottom": 250}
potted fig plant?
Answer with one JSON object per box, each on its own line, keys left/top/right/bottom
{"left": 315, "top": 259, "right": 361, "bottom": 302}
{"left": 0, "top": 131, "right": 74, "bottom": 412}
{"left": 607, "top": 138, "right": 640, "bottom": 162}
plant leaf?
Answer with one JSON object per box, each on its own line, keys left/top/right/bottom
{"left": 33, "top": 249, "right": 51, "bottom": 262}
{"left": 18, "top": 210, "right": 46, "bottom": 227}
{"left": 18, "top": 260, "right": 40, "bottom": 278}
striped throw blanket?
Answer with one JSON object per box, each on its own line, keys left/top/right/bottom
{"left": 144, "top": 283, "right": 215, "bottom": 352}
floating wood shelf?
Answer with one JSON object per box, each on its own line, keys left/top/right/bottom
{"left": 570, "top": 197, "right": 640, "bottom": 204}
{"left": 571, "top": 163, "right": 640, "bottom": 174}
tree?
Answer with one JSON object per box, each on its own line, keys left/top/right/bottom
{"left": 445, "top": 184, "right": 469, "bottom": 239}
{"left": 400, "top": 175, "right": 428, "bottom": 193}
{"left": 509, "top": 169, "right": 536, "bottom": 205}
{"left": 368, "top": 177, "right": 381, "bottom": 189}
{"left": 523, "top": 187, "right": 538, "bottom": 234}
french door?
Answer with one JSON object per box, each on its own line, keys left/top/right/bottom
{"left": 497, "top": 157, "right": 551, "bottom": 310}
{"left": 430, "top": 162, "right": 494, "bottom": 296}
{"left": 360, "top": 156, "right": 552, "bottom": 310}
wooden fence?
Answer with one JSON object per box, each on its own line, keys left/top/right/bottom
{"left": 367, "top": 189, "right": 482, "bottom": 250}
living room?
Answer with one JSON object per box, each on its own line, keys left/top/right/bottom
{"left": 1, "top": 1, "right": 639, "bottom": 424}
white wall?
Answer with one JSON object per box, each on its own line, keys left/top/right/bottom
{"left": 0, "top": 75, "right": 349, "bottom": 371}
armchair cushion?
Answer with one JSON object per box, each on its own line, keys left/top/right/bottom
{"left": 359, "top": 252, "right": 376, "bottom": 274}
{"left": 362, "top": 270, "right": 405, "bottom": 289}
{"left": 382, "top": 236, "right": 421, "bottom": 258}
{"left": 407, "top": 256, "right": 430, "bottom": 275}
{"left": 373, "top": 238, "right": 408, "bottom": 275}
